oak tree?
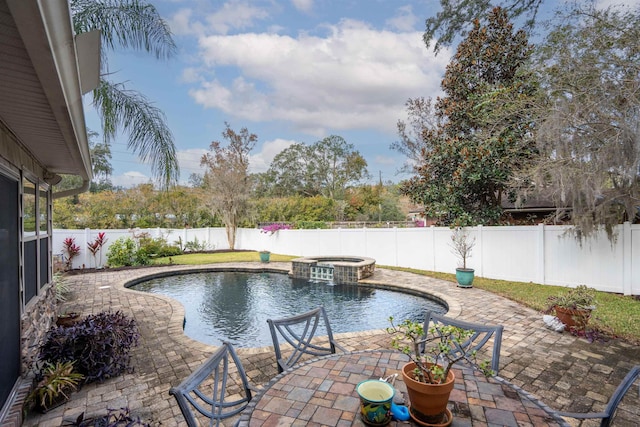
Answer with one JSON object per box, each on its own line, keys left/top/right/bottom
{"left": 516, "top": 4, "right": 640, "bottom": 240}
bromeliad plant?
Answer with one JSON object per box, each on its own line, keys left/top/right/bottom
{"left": 27, "top": 361, "right": 84, "bottom": 411}
{"left": 387, "top": 317, "right": 493, "bottom": 384}
{"left": 546, "top": 285, "right": 597, "bottom": 312}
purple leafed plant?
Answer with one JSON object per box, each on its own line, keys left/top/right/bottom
{"left": 38, "top": 311, "right": 139, "bottom": 383}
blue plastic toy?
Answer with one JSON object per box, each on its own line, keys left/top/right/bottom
{"left": 390, "top": 402, "right": 410, "bottom": 421}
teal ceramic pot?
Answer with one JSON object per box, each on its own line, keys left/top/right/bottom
{"left": 356, "top": 379, "right": 394, "bottom": 426}
{"left": 259, "top": 251, "right": 270, "bottom": 263}
{"left": 455, "top": 268, "right": 474, "bottom": 288}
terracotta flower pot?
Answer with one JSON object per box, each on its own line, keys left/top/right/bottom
{"left": 401, "top": 362, "right": 455, "bottom": 425}
{"left": 56, "top": 312, "right": 82, "bottom": 327}
{"left": 554, "top": 306, "right": 592, "bottom": 329}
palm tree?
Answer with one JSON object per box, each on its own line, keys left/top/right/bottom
{"left": 71, "top": 0, "right": 179, "bottom": 187}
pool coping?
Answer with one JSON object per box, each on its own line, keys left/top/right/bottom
{"left": 117, "top": 262, "right": 460, "bottom": 356}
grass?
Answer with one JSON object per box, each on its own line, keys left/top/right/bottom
{"left": 383, "top": 266, "right": 640, "bottom": 345}
{"left": 153, "top": 251, "right": 297, "bottom": 265}
{"left": 152, "top": 252, "right": 640, "bottom": 344}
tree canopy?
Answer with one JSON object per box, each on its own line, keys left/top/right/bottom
{"left": 400, "top": 7, "right": 538, "bottom": 226}
{"left": 424, "top": 0, "right": 543, "bottom": 53}
{"left": 514, "top": 4, "right": 640, "bottom": 240}
{"left": 71, "top": 0, "right": 179, "bottom": 187}
{"left": 201, "top": 123, "right": 257, "bottom": 249}
{"left": 258, "top": 135, "right": 369, "bottom": 200}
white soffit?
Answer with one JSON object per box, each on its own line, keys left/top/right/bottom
{"left": 1, "top": 0, "right": 93, "bottom": 180}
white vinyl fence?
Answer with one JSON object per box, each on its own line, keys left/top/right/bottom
{"left": 53, "top": 222, "right": 639, "bottom": 295}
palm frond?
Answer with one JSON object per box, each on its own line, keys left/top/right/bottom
{"left": 93, "top": 79, "right": 179, "bottom": 187}
{"left": 71, "top": 0, "right": 176, "bottom": 61}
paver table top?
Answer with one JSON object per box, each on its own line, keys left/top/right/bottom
{"left": 238, "top": 349, "right": 569, "bottom": 426}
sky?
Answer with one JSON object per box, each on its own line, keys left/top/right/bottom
{"left": 81, "top": 0, "right": 637, "bottom": 188}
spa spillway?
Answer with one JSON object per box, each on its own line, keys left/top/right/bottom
{"left": 290, "top": 256, "right": 376, "bottom": 284}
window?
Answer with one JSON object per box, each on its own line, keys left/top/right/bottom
{"left": 21, "top": 177, "right": 51, "bottom": 304}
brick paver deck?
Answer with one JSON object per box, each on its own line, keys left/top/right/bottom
{"left": 238, "top": 350, "right": 569, "bottom": 426}
{"left": 22, "top": 263, "right": 639, "bottom": 427}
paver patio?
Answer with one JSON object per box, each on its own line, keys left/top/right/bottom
{"left": 22, "top": 263, "right": 639, "bottom": 427}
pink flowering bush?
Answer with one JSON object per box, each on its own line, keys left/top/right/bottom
{"left": 260, "top": 223, "right": 292, "bottom": 235}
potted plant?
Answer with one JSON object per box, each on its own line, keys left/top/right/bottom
{"left": 450, "top": 227, "right": 476, "bottom": 288}
{"left": 387, "top": 317, "right": 492, "bottom": 425}
{"left": 259, "top": 223, "right": 292, "bottom": 263}
{"left": 56, "top": 311, "right": 82, "bottom": 327}
{"left": 259, "top": 250, "right": 271, "bottom": 263}
{"left": 547, "top": 285, "right": 597, "bottom": 329}
{"left": 27, "top": 361, "right": 84, "bottom": 413}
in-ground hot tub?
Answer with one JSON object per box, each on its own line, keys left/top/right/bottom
{"left": 290, "top": 256, "right": 376, "bottom": 284}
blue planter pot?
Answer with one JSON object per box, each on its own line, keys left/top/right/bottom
{"left": 259, "top": 251, "right": 271, "bottom": 263}
{"left": 455, "top": 268, "right": 474, "bottom": 288}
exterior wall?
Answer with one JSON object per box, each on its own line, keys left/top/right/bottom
{"left": 21, "top": 285, "right": 56, "bottom": 373}
{"left": 0, "top": 123, "right": 55, "bottom": 427}
{"left": 54, "top": 223, "right": 640, "bottom": 295}
{"left": 0, "top": 121, "right": 45, "bottom": 179}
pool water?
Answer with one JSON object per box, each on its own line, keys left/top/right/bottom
{"left": 131, "top": 271, "right": 447, "bottom": 347}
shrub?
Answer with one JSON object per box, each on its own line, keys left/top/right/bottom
{"left": 294, "top": 221, "right": 328, "bottom": 229}
{"left": 71, "top": 407, "right": 152, "bottom": 427}
{"left": 38, "top": 311, "right": 139, "bottom": 383}
{"left": 53, "top": 272, "right": 70, "bottom": 302}
{"left": 137, "top": 235, "right": 182, "bottom": 258}
{"left": 106, "top": 237, "right": 137, "bottom": 267}
{"left": 260, "top": 223, "right": 293, "bottom": 234}
{"left": 62, "top": 237, "right": 81, "bottom": 270}
{"left": 183, "top": 236, "right": 211, "bottom": 252}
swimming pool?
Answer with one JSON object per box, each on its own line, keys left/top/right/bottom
{"left": 130, "top": 271, "right": 447, "bottom": 347}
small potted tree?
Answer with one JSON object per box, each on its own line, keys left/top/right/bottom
{"left": 547, "top": 285, "right": 597, "bottom": 330}
{"left": 450, "top": 227, "right": 476, "bottom": 287}
{"left": 387, "top": 317, "right": 492, "bottom": 425}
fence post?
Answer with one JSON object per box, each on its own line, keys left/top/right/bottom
{"left": 536, "top": 223, "right": 545, "bottom": 285}
{"left": 83, "top": 227, "right": 91, "bottom": 269}
{"left": 623, "top": 221, "right": 632, "bottom": 295}
{"left": 429, "top": 226, "right": 436, "bottom": 271}
{"left": 394, "top": 227, "right": 399, "bottom": 266}
{"left": 476, "top": 225, "right": 483, "bottom": 277}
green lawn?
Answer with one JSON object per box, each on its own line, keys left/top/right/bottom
{"left": 153, "top": 251, "right": 297, "bottom": 265}
{"left": 152, "top": 253, "right": 640, "bottom": 344}
{"left": 383, "top": 266, "right": 640, "bottom": 345}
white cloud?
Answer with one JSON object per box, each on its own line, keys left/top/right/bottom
{"left": 189, "top": 20, "right": 450, "bottom": 136}
{"left": 206, "top": 1, "right": 270, "bottom": 34}
{"left": 250, "top": 138, "right": 296, "bottom": 173}
{"left": 385, "top": 5, "right": 419, "bottom": 32}
{"left": 180, "top": 67, "right": 202, "bottom": 83}
{"left": 291, "top": 0, "right": 314, "bottom": 13}
{"left": 169, "top": 8, "right": 206, "bottom": 37}
{"left": 111, "top": 171, "right": 152, "bottom": 188}
{"left": 169, "top": 2, "right": 270, "bottom": 37}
